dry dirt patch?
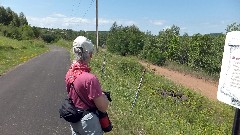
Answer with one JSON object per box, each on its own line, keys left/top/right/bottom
{"left": 139, "top": 61, "right": 219, "bottom": 101}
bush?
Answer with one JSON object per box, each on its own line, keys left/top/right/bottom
{"left": 140, "top": 36, "right": 167, "bottom": 66}
{"left": 21, "top": 25, "right": 34, "bottom": 40}
{"left": 41, "top": 34, "right": 56, "bottom": 43}
{"left": 107, "top": 22, "right": 144, "bottom": 56}
{"left": 0, "top": 25, "right": 22, "bottom": 40}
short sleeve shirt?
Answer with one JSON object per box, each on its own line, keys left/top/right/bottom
{"left": 65, "top": 71, "right": 103, "bottom": 109}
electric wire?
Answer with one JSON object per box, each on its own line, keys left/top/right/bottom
{"left": 67, "top": 0, "right": 95, "bottom": 30}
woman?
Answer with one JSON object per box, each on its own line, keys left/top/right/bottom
{"left": 65, "top": 36, "right": 109, "bottom": 135}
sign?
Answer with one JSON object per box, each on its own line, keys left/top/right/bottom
{"left": 217, "top": 31, "right": 240, "bottom": 108}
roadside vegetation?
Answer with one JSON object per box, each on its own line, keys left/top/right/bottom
{"left": 91, "top": 50, "right": 234, "bottom": 134}
{"left": 0, "top": 36, "right": 48, "bottom": 75}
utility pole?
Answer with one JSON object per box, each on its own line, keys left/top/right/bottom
{"left": 96, "top": 0, "right": 99, "bottom": 52}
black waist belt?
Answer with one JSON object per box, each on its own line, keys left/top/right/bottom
{"left": 76, "top": 107, "right": 97, "bottom": 113}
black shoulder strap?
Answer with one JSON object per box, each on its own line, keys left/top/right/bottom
{"left": 70, "top": 83, "right": 92, "bottom": 108}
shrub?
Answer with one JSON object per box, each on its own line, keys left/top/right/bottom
{"left": 41, "top": 34, "right": 56, "bottom": 43}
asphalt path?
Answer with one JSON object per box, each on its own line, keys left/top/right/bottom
{"left": 0, "top": 46, "right": 72, "bottom": 135}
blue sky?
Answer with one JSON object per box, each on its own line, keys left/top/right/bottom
{"left": 1, "top": 0, "right": 239, "bottom": 35}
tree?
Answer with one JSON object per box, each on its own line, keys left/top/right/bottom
{"left": 0, "top": 6, "right": 8, "bottom": 25}
{"left": 21, "top": 25, "right": 34, "bottom": 40}
{"left": 109, "top": 22, "right": 118, "bottom": 32}
{"left": 19, "top": 12, "right": 28, "bottom": 26}
{"left": 140, "top": 36, "right": 167, "bottom": 66}
{"left": 107, "top": 23, "right": 144, "bottom": 56}
{"left": 41, "top": 34, "right": 56, "bottom": 43}
{"left": 5, "top": 7, "right": 14, "bottom": 25}
{"left": 0, "top": 6, "right": 22, "bottom": 27}
{"left": 158, "top": 25, "right": 181, "bottom": 61}
{"left": 10, "top": 12, "right": 20, "bottom": 27}
{"left": 225, "top": 22, "right": 240, "bottom": 33}
{"left": 32, "top": 26, "right": 41, "bottom": 38}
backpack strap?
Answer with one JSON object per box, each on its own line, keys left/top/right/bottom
{"left": 70, "top": 83, "right": 94, "bottom": 110}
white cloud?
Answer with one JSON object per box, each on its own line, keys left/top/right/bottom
{"left": 99, "top": 18, "right": 114, "bottom": 24}
{"left": 51, "top": 13, "right": 66, "bottom": 18}
{"left": 63, "top": 17, "right": 90, "bottom": 24}
{"left": 150, "top": 20, "right": 165, "bottom": 26}
{"left": 163, "top": 26, "right": 171, "bottom": 30}
{"left": 27, "top": 13, "right": 137, "bottom": 31}
{"left": 27, "top": 16, "right": 104, "bottom": 30}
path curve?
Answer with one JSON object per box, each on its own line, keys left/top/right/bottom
{"left": 139, "top": 61, "right": 219, "bottom": 101}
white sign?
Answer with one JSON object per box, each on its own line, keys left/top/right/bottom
{"left": 217, "top": 31, "right": 240, "bottom": 108}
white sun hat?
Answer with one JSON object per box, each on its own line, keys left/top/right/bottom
{"left": 72, "top": 36, "right": 94, "bottom": 61}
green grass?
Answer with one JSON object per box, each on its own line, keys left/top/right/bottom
{"left": 55, "top": 38, "right": 72, "bottom": 51}
{"left": 89, "top": 50, "right": 234, "bottom": 135}
{"left": 164, "top": 60, "right": 220, "bottom": 83}
{"left": 0, "top": 36, "right": 49, "bottom": 75}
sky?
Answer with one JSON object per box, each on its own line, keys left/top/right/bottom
{"left": 0, "top": 0, "right": 239, "bottom": 35}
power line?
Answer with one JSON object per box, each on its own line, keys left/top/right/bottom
{"left": 67, "top": 0, "right": 95, "bottom": 30}
{"left": 82, "top": 0, "right": 94, "bottom": 18}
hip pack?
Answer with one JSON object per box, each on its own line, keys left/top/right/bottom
{"left": 59, "top": 83, "right": 93, "bottom": 123}
{"left": 59, "top": 98, "right": 84, "bottom": 123}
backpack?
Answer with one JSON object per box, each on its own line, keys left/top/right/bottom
{"left": 59, "top": 98, "right": 84, "bottom": 123}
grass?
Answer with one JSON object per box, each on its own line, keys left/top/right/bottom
{"left": 55, "top": 38, "right": 72, "bottom": 51}
{"left": 89, "top": 50, "right": 234, "bottom": 135}
{"left": 0, "top": 36, "right": 49, "bottom": 75}
{"left": 164, "top": 60, "right": 220, "bottom": 84}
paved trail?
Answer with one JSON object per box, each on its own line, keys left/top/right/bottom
{"left": 0, "top": 46, "right": 71, "bottom": 135}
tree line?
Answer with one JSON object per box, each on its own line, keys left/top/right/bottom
{"left": 0, "top": 6, "right": 107, "bottom": 45}
{"left": 106, "top": 22, "right": 240, "bottom": 76}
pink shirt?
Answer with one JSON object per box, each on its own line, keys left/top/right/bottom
{"left": 65, "top": 71, "right": 103, "bottom": 109}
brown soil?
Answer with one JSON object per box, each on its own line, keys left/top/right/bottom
{"left": 139, "top": 61, "right": 219, "bottom": 101}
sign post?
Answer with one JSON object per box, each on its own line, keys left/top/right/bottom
{"left": 217, "top": 31, "right": 240, "bottom": 135}
{"left": 232, "top": 108, "right": 240, "bottom": 135}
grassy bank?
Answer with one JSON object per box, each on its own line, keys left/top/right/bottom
{"left": 0, "top": 36, "right": 49, "bottom": 75}
{"left": 163, "top": 60, "right": 220, "bottom": 83}
{"left": 90, "top": 50, "right": 234, "bottom": 135}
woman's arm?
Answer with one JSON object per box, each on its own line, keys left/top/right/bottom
{"left": 93, "top": 93, "right": 109, "bottom": 112}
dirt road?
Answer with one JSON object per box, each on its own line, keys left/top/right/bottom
{"left": 139, "top": 61, "right": 219, "bottom": 101}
